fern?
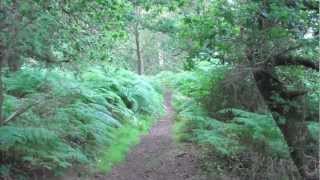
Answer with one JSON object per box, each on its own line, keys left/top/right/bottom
{"left": 173, "top": 94, "right": 289, "bottom": 157}
{"left": 5, "top": 68, "right": 48, "bottom": 96}
{"left": 1, "top": 66, "right": 164, "bottom": 178}
{"left": 3, "top": 95, "right": 20, "bottom": 118}
{"left": 0, "top": 126, "right": 88, "bottom": 170}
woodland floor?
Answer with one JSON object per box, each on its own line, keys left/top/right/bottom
{"left": 96, "top": 91, "right": 206, "bottom": 180}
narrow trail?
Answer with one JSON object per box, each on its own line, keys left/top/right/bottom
{"left": 98, "top": 91, "right": 205, "bottom": 180}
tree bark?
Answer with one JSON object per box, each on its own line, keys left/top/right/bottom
{"left": 274, "top": 55, "right": 319, "bottom": 71}
{"left": 134, "top": 23, "right": 143, "bottom": 75}
{"left": 158, "top": 40, "right": 164, "bottom": 68}
{"left": 247, "top": 1, "right": 319, "bottom": 178}
{"left": 7, "top": 50, "right": 21, "bottom": 72}
{"left": 251, "top": 62, "right": 317, "bottom": 180}
{"left": 0, "top": 44, "right": 5, "bottom": 123}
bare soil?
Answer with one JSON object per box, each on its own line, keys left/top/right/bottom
{"left": 96, "top": 91, "right": 206, "bottom": 180}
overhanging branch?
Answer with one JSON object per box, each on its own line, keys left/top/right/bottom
{"left": 274, "top": 55, "right": 319, "bottom": 71}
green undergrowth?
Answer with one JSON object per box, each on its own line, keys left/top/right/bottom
{"left": 172, "top": 92, "right": 290, "bottom": 157}
{"left": 97, "top": 115, "right": 155, "bottom": 173}
{"left": 155, "top": 61, "right": 228, "bottom": 101}
{"left": 158, "top": 61, "right": 319, "bottom": 158}
{"left": 0, "top": 66, "right": 164, "bottom": 179}
{"left": 157, "top": 61, "right": 319, "bottom": 178}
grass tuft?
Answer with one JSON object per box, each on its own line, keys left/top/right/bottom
{"left": 97, "top": 115, "right": 155, "bottom": 173}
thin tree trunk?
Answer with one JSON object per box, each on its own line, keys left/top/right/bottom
{"left": 8, "top": 0, "right": 21, "bottom": 72}
{"left": 158, "top": 40, "right": 164, "bottom": 68}
{"left": 134, "top": 23, "right": 143, "bottom": 75}
{"left": 0, "top": 46, "right": 5, "bottom": 123}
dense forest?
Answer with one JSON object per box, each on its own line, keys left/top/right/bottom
{"left": 0, "top": 0, "right": 319, "bottom": 180}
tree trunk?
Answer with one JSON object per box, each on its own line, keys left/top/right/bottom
{"left": 7, "top": 53, "right": 21, "bottom": 72}
{"left": 247, "top": 1, "right": 318, "bottom": 178}
{"left": 134, "top": 23, "right": 143, "bottom": 75}
{"left": 158, "top": 40, "right": 164, "bottom": 68}
{"left": 252, "top": 65, "right": 316, "bottom": 179}
{"left": 0, "top": 45, "right": 5, "bottom": 123}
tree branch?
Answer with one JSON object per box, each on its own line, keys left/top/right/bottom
{"left": 2, "top": 100, "right": 40, "bottom": 125}
{"left": 274, "top": 55, "right": 319, "bottom": 71}
{"left": 25, "top": 49, "right": 70, "bottom": 64}
{"left": 275, "top": 45, "right": 303, "bottom": 57}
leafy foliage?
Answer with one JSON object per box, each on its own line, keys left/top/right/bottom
{"left": 165, "top": 61, "right": 319, "bottom": 178}
{"left": 0, "top": 0, "right": 319, "bottom": 179}
{"left": 173, "top": 93, "right": 288, "bottom": 157}
{"left": 0, "top": 67, "right": 163, "bottom": 179}
{"left": 156, "top": 61, "right": 227, "bottom": 100}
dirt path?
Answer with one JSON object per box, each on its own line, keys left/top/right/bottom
{"left": 97, "top": 91, "right": 205, "bottom": 180}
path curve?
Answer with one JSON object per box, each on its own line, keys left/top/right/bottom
{"left": 98, "top": 91, "right": 204, "bottom": 180}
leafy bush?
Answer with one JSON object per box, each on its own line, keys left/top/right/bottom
{"left": 156, "top": 61, "right": 227, "bottom": 101}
